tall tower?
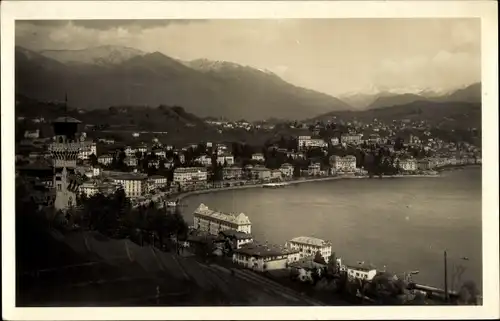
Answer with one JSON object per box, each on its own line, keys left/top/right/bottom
{"left": 49, "top": 116, "right": 82, "bottom": 211}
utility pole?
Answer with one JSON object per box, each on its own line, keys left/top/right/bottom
{"left": 444, "top": 250, "right": 448, "bottom": 302}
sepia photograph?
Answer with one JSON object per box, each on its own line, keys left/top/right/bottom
{"left": 1, "top": 1, "right": 499, "bottom": 320}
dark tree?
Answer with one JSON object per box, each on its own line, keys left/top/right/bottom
{"left": 89, "top": 153, "right": 98, "bottom": 167}
{"left": 314, "top": 251, "right": 327, "bottom": 265}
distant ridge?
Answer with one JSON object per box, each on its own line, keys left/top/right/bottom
{"left": 309, "top": 100, "right": 481, "bottom": 132}
{"left": 39, "top": 45, "right": 146, "bottom": 66}
{"left": 17, "top": 46, "right": 352, "bottom": 121}
{"left": 340, "top": 83, "right": 481, "bottom": 110}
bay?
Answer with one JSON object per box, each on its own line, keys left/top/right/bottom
{"left": 181, "top": 167, "right": 482, "bottom": 291}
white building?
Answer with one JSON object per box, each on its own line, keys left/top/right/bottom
{"left": 78, "top": 141, "right": 97, "bottom": 160}
{"left": 232, "top": 243, "right": 300, "bottom": 272}
{"left": 223, "top": 166, "right": 244, "bottom": 180}
{"left": 330, "top": 155, "right": 357, "bottom": 173}
{"left": 97, "top": 154, "right": 113, "bottom": 166}
{"left": 24, "top": 129, "right": 40, "bottom": 139}
{"left": 108, "top": 172, "right": 148, "bottom": 198}
{"left": 195, "top": 155, "right": 213, "bottom": 167}
{"left": 124, "top": 156, "right": 138, "bottom": 167}
{"left": 173, "top": 167, "right": 208, "bottom": 186}
{"left": 417, "top": 159, "right": 432, "bottom": 170}
{"left": 148, "top": 159, "right": 160, "bottom": 169}
{"left": 250, "top": 167, "right": 271, "bottom": 181}
{"left": 341, "top": 134, "right": 363, "bottom": 145}
{"left": 217, "top": 154, "right": 235, "bottom": 166}
{"left": 98, "top": 138, "right": 115, "bottom": 145}
{"left": 251, "top": 153, "right": 265, "bottom": 161}
{"left": 78, "top": 180, "right": 120, "bottom": 197}
{"left": 286, "top": 151, "right": 306, "bottom": 160}
{"left": 286, "top": 236, "right": 333, "bottom": 263}
{"left": 330, "top": 137, "right": 340, "bottom": 146}
{"left": 270, "top": 169, "right": 283, "bottom": 180}
{"left": 193, "top": 203, "right": 251, "bottom": 235}
{"left": 298, "top": 136, "right": 327, "bottom": 150}
{"left": 152, "top": 149, "right": 166, "bottom": 159}
{"left": 137, "top": 145, "right": 148, "bottom": 154}
{"left": 279, "top": 163, "right": 294, "bottom": 178}
{"left": 218, "top": 230, "right": 254, "bottom": 249}
{"left": 147, "top": 175, "right": 168, "bottom": 191}
{"left": 76, "top": 165, "right": 101, "bottom": 179}
{"left": 346, "top": 264, "right": 377, "bottom": 281}
{"left": 307, "top": 163, "right": 321, "bottom": 176}
{"left": 125, "top": 146, "right": 137, "bottom": 157}
{"left": 399, "top": 158, "right": 417, "bottom": 171}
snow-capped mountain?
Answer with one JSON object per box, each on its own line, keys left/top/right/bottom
{"left": 39, "top": 45, "right": 146, "bottom": 66}
{"left": 339, "top": 84, "right": 478, "bottom": 110}
{"left": 184, "top": 58, "right": 278, "bottom": 76}
{"left": 183, "top": 58, "right": 244, "bottom": 72}
{"left": 16, "top": 46, "right": 352, "bottom": 121}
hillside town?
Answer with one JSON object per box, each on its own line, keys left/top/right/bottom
{"left": 16, "top": 112, "right": 482, "bottom": 209}
{"left": 15, "top": 106, "right": 483, "bottom": 305}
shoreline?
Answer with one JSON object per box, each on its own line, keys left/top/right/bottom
{"left": 143, "top": 164, "right": 480, "bottom": 207}
{"left": 175, "top": 173, "right": 442, "bottom": 202}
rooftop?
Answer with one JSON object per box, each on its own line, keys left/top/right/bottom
{"left": 289, "top": 236, "right": 331, "bottom": 247}
{"left": 53, "top": 116, "right": 82, "bottom": 124}
{"left": 219, "top": 229, "right": 253, "bottom": 240}
{"left": 345, "top": 263, "right": 377, "bottom": 272}
{"left": 108, "top": 172, "right": 148, "bottom": 181}
{"left": 149, "top": 175, "right": 166, "bottom": 179}
{"left": 175, "top": 167, "right": 207, "bottom": 173}
{"left": 288, "top": 256, "right": 327, "bottom": 270}
{"left": 234, "top": 243, "right": 298, "bottom": 258}
{"left": 194, "top": 203, "right": 251, "bottom": 226}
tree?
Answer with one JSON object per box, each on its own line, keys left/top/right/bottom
{"left": 458, "top": 281, "right": 479, "bottom": 305}
{"left": 293, "top": 165, "right": 301, "bottom": 178}
{"left": 394, "top": 137, "right": 404, "bottom": 150}
{"left": 314, "top": 251, "right": 327, "bottom": 265}
{"left": 89, "top": 153, "right": 98, "bottom": 167}
{"left": 327, "top": 252, "right": 338, "bottom": 275}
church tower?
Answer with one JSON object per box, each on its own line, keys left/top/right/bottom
{"left": 49, "top": 104, "right": 83, "bottom": 210}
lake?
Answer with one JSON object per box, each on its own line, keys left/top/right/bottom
{"left": 181, "top": 167, "right": 482, "bottom": 291}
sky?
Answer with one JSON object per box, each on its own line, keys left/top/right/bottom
{"left": 16, "top": 19, "right": 481, "bottom": 97}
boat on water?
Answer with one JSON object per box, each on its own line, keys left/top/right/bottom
{"left": 263, "top": 182, "right": 289, "bottom": 188}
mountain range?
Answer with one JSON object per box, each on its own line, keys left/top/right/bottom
{"left": 339, "top": 83, "right": 481, "bottom": 110}
{"left": 15, "top": 45, "right": 481, "bottom": 121}
{"left": 15, "top": 45, "right": 351, "bottom": 121}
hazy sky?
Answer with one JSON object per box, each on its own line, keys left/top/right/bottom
{"left": 16, "top": 19, "right": 481, "bottom": 96}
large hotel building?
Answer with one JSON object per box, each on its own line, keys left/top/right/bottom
{"left": 193, "top": 203, "right": 252, "bottom": 235}
{"left": 286, "top": 236, "right": 333, "bottom": 263}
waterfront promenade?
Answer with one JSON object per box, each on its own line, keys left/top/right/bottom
{"left": 133, "top": 172, "right": 442, "bottom": 208}
{"left": 174, "top": 173, "right": 441, "bottom": 202}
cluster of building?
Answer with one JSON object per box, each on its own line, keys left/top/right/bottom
{"left": 188, "top": 204, "right": 378, "bottom": 282}
{"left": 16, "top": 111, "right": 481, "bottom": 212}
{"left": 205, "top": 119, "right": 275, "bottom": 132}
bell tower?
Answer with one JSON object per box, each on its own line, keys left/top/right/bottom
{"left": 49, "top": 112, "right": 82, "bottom": 211}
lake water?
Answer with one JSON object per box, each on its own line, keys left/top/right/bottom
{"left": 181, "top": 167, "right": 482, "bottom": 291}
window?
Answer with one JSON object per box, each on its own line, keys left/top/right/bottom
{"left": 57, "top": 184, "right": 62, "bottom": 191}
